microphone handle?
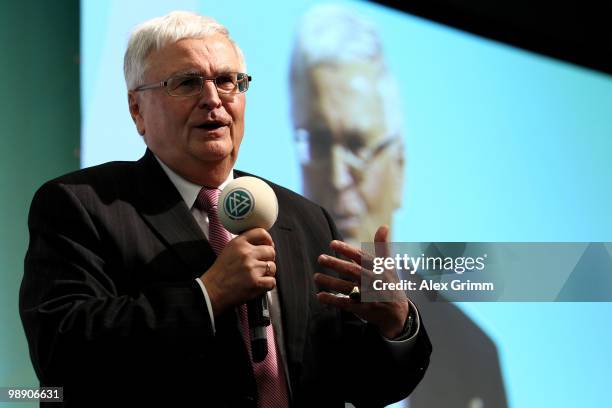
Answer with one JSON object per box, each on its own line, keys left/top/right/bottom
{"left": 247, "top": 295, "right": 271, "bottom": 363}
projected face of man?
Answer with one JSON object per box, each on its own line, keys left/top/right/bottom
{"left": 297, "top": 62, "right": 404, "bottom": 244}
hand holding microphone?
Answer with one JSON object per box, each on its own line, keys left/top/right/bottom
{"left": 200, "top": 176, "right": 278, "bottom": 362}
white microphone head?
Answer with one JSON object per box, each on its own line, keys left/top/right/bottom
{"left": 218, "top": 176, "right": 279, "bottom": 234}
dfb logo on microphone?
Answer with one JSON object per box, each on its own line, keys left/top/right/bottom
{"left": 223, "top": 188, "right": 254, "bottom": 220}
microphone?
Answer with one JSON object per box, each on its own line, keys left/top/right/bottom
{"left": 218, "top": 176, "right": 279, "bottom": 363}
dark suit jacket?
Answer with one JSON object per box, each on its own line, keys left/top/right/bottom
{"left": 408, "top": 296, "right": 507, "bottom": 408}
{"left": 20, "top": 149, "right": 431, "bottom": 407}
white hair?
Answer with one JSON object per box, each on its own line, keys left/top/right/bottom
{"left": 124, "top": 10, "right": 245, "bottom": 89}
{"left": 290, "top": 4, "right": 403, "bottom": 138}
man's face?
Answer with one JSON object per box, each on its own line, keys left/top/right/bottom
{"left": 128, "top": 35, "right": 245, "bottom": 184}
{"left": 296, "top": 63, "right": 404, "bottom": 244}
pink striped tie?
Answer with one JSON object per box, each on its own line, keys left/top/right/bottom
{"left": 195, "top": 188, "right": 233, "bottom": 255}
{"left": 195, "top": 187, "right": 289, "bottom": 408}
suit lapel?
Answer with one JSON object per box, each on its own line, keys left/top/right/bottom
{"left": 270, "top": 221, "right": 309, "bottom": 370}
{"left": 134, "top": 150, "right": 216, "bottom": 278}
{"left": 263, "top": 187, "right": 310, "bottom": 385}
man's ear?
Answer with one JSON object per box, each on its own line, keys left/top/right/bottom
{"left": 128, "top": 91, "right": 146, "bottom": 135}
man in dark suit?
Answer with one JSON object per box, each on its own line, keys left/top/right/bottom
{"left": 20, "top": 11, "right": 431, "bottom": 407}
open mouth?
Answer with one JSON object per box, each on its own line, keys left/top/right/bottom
{"left": 196, "top": 121, "right": 227, "bottom": 130}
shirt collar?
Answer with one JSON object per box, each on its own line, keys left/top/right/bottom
{"left": 155, "top": 155, "right": 234, "bottom": 209}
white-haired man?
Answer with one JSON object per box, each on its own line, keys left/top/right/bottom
{"left": 20, "top": 11, "right": 430, "bottom": 407}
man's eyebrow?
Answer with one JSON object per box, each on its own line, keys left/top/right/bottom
{"left": 174, "top": 69, "right": 202, "bottom": 76}
{"left": 171, "top": 66, "right": 236, "bottom": 77}
{"left": 215, "top": 66, "right": 234, "bottom": 74}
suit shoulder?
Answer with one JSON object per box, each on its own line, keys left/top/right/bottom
{"left": 31, "top": 160, "right": 140, "bottom": 210}
{"left": 45, "top": 160, "right": 138, "bottom": 187}
{"left": 235, "top": 170, "right": 324, "bottom": 214}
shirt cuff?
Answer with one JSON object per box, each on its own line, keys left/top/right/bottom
{"left": 195, "top": 277, "right": 216, "bottom": 335}
{"left": 384, "top": 298, "right": 421, "bottom": 342}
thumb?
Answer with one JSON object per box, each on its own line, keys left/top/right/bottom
{"left": 374, "top": 225, "right": 390, "bottom": 258}
{"left": 374, "top": 225, "right": 403, "bottom": 288}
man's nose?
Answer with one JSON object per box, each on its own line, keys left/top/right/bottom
{"left": 197, "top": 80, "right": 222, "bottom": 110}
{"left": 331, "top": 145, "right": 354, "bottom": 190}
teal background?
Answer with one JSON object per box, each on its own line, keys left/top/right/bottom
{"left": 0, "top": 1, "right": 80, "bottom": 407}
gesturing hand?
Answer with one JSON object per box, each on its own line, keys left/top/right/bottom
{"left": 314, "top": 225, "right": 409, "bottom": 339}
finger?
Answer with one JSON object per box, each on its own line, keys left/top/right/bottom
{"left": 256, "top": 276, "right": 276, "bottom": 291}
{"left": 329, "top": 240, "right": 366, "bottom": 265}
{"left": 314, "top": 273, "right": 356, "bottom": 295}
{"left": 241, "top": 228, "right": 274, "bottom": 246}
{"left": 374, "top": 225, "right": 390, "bottom": 258}
{"left": 318, "top": 254, "right": 363, "bottom": 282}
{"left": 261, "top": 261, "right": 276, "bottom": 277}
{"left": 316, "top": 292, "right": 362, "bottom": 314}
{"left": 251, "top": 245, "right": 275, "bottom": 262}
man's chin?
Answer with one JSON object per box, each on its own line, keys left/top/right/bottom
{"left": 190, "top": 138, "right": 235, "bottom": 161}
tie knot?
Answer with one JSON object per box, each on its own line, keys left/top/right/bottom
{"left": 195, "top": 187, "right": 221, "bottom": 212}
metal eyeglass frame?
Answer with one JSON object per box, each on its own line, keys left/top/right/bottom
{"left": 132, "top": 72, "right": 252, "bottom": 96}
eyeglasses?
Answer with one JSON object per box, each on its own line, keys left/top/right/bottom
{"left": 133, "top": 72, "right": 252, "bottom": 97}
{"left": 295, "top": 128, "right": 401, "bottom": 170}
